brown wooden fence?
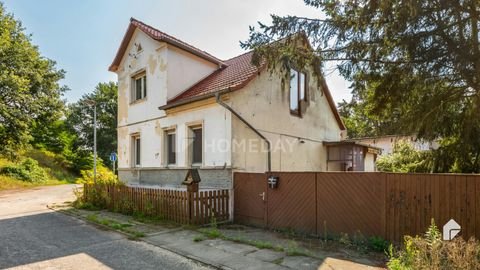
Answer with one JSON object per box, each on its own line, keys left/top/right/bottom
{"left": 234, "top": 172, "right": 480, "bottom": 243}
{"left": 84, "top": 184, "right": 230, "bottom": 225}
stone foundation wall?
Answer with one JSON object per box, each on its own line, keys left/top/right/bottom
{"left": 118, "top": 168, "right": 232, "bottom": 189}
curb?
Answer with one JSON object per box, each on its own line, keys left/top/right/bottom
{"left": 53, "top": 207, "right": 229, "bottom": 269}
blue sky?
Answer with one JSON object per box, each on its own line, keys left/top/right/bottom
{"left": 3, "top": 0, "right": 352, "bottom": 104}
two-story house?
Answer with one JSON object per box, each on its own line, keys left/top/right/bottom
{"left": 109, "top": 18, "right": 378, "bottom": 189}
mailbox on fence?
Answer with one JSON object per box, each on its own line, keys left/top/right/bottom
{"left": 268, "top": 175, "right": 279, "bottom": 189}
{"left": 182, "top": 168, "right": 201, "bottom": 192}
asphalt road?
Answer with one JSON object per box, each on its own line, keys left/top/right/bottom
{"left": 0, "top": 184, "right": 214, "bottom": 270}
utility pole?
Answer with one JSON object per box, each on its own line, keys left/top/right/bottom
{"left": 93, "top": 104, "right": 97, "bottom": 184}
{"left": 86, "top": 99, "right": 97, "bottom": 184}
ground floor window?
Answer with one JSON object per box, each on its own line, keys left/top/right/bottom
{"left": 132, "top": 135, "right": 141, "bottom": 167}
{"left": 165, "top": 130, "right": 176, "bottom": 165}
{"left": 189, "top": 126, "right": 203, "bottom": 166}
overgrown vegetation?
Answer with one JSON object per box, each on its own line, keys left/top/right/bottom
{"left": 0, "top": 149, "right": 78, "bottom": 190}
{"left": 243, "top": 0, "right": 480, "bottom": 173}
{"left": 388, "top": 220, "right": 480, "bottom": 269}
{"left": 0, "top": 2, "right": 66, "bottom": 158}
{"left": 0, "top": 3, "right": 118, "bottom": 191}
{"left": 0, "top": 158, "right": 48, "bottom": 183}
{"left": 72, "top": 180, "right": 119, "bottom": 211}
{"left": 76, "top": 166, "right": 118, "bottom": 185}
{"left": 377, "top": 141, "right": 432, "bottom": 173}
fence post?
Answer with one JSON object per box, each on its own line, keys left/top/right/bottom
{"left": 187, "top": 190, "right": 193, "bottom": 224}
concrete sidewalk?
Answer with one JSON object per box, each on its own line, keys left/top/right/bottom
{"left": 61, "top": 208, "right": 386, "bottom": 270}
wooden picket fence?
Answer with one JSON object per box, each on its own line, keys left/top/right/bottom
{"left": 83, "top": 184, "right": 230, "bottom": 225}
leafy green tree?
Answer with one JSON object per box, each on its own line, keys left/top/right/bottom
{"left": 242, "top": 0, "right": 480, "bottom": 172}
{"left": 31, "top": 119, "right": 72, "bottom": 153}
{"left": 66, "top": 82, "right": 117, "bottom": 168}
{"left": 376, "top": 141, "right": 432, "bottom": 173}
{"left": 0, "top": 2, "right": 66, "bottom": 158}
{"left": 337, "top": 97, "right": 401, "bottom": 139}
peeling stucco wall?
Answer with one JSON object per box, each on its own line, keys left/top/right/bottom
{"left": 114, "top": 27, "right": 344, "bottom": 180}
{"left": 159, "top": 103, "right": 232, "bottom": 168}
{"left": 114, "top": 28, "right": 231, "bottom": 171}
{"left": 116, "top": 102, "right": 232, "bottom": 169}
{"left": 227, "top": 67, "right": 343, "bottom": 172}
{"left": 166, "top": 46, "right": 218, "bottom": 100}
{"left": 116, "top": 29, "right": 168, "bottom": 127}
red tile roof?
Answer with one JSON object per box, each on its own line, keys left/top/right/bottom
{"left": 109, "top": 18, "right": 225, "bottom": 72}
{"left": 168, "top": 51, "right": 262, "bottom": 103}
{"left": 167, "top": 50, "right": 345, "bottom": 130}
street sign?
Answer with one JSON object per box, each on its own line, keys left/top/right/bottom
{"left": 109, "top": 152, "right": 117, "bottom": 162}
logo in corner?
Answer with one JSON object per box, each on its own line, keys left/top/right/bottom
{"left": 443, "top": 219, "right": 461, "bottom": 240}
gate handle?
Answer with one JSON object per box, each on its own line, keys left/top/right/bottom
{"left": 259, "top": 192, "right": 265, "bottom": 201}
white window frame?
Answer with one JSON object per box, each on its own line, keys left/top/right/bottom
{"left": 289, "top": 68, "right": 307, "bottom": 116}
{"left": 131, "top": 71, "right": 147, "bottom": 103}
{"left": 165, "top": 129, "right": 176, "bottom": 166}
{"left": 132, "top": 134, "right": 141, "bottom": 167}
{"left": 187, "top": 125, "right": 203, "bottom": 167}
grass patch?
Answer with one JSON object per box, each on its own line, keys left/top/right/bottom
{"left": 132, "top": 212, "right": 165, "bottom": 224}
{"left": 27, "top": 149, "right": 77, "bottom": 183}
{"left": 199, "top": 227, "right": 223, "bottom": 239}
{"left": 285, "top": 242, "right": 311, "bottom": 257}
{"left": 225, "top": 235, "right": 275, "bottom": 250}
{"left": 0, "top": 174, "right": 36, "bottom": 191}
{"left": 86, "top": 214, "right": 145, "bottom": 238}
{"left": 197, "top": 227, "right": 284, "bottom": 253}
{"left": 193, "top": 235, "right": 207, "bottom": 242}
{"left": 0, "top": 149, "right": 77, "bottom": 191}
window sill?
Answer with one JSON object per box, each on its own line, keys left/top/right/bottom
{"left": 290, "top": 110, "right": 302, "bottom": 118}
{"left": 130, "top": 98, "right": 147, "bottom": 105}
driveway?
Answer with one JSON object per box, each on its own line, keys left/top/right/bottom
{"left": 0, "top": 185, "right": 213, "bottom": 270}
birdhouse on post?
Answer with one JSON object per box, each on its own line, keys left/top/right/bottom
{"left": 182, "top": 169, "right": 201, "bottom": 192}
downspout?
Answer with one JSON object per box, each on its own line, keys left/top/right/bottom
{"left": 215, "top": 92, "right": 271, "bottom": 172}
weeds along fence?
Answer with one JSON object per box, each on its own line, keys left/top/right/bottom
{"left": 83, "top": 184, "right": 230, "bottom": 225}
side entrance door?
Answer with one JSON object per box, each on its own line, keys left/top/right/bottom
{"left": 233, "top": 172, "right": 266, "bottom": 227}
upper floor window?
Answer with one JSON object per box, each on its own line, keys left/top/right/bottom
{"left": 289, "top": 69, "right": 307, "bottom": 116}
{"left": 131, "top": 71, "right": 146, "bottom": 102}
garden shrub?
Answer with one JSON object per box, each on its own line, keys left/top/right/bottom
{"left": 76, "top": 165, "right": 118, "bottom": 185}
{"left": 388, "top": 219, "right": 480, "bottom": 269}
{"left": 368, "top": 236, "right": 389, "bottom": 252}
{"left": 74, "top": 167, "right": 120, "bottom": 210}
{"left": 0, "top": 158, "right": 49, "bottom": 183}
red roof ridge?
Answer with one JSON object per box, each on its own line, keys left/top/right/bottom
{"left": 130, "top": 18, "right": 224, "bottom": 65}
{"left": 222, "top": 49, "right": 254, "bottom": 62}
